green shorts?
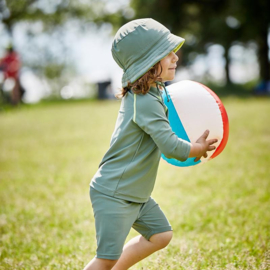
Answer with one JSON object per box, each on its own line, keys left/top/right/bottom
{"left": 90, "top": 187, "right": 172, "bottom": 260}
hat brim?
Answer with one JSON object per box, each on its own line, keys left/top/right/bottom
{"left": 122, "top": 33, "right": 185, "bottom": 87}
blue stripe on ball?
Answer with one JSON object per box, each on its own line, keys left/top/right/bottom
{"left": 162, "top": 91, "right": 201, "bottom": 167}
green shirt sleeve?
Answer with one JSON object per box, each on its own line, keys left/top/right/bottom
{"left": 133, "top": 93, "right": 191, "bottom": 161}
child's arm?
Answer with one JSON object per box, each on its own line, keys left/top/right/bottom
{"left": 188, "top": 130, "right": 217, "bottom": 162}
{"left": 133, "top": 95, "right": 218, "bottom": 162}
{"left": 134, "top": 95, "right": 190, "bottom": 161}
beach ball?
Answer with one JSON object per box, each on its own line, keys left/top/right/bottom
{"left": 161, "top": 80, "right": 229, "bottom": 167}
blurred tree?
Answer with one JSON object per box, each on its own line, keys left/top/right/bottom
{"left": 103, "top": 0, "right": 237, "bottom": 82}
{"left": 97, "top": 0, "right": 206, "bottom": 75}
{"left": 0, "top": 0, "right": 98, "bottom": 37}
{"left": 1, "top": 0, "right": 269, "bottom": 85}
{"left": 197, "top": 0, "right": 270, "bottom": 83}
{"left": 230, "top": 0, "right": 270, "bottom": 82}
{"left": 0, "top": 0, "right": 109, "bottom": 78}
{"left": 189, "top": 0, "right": 241, "bottom": 84}
{"left": 106, "top": 0, "right": 269, "bottom": 84}
{"left": 0, "top": 0, "right": 107, "bottom": 97}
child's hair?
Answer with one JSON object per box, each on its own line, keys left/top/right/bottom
{"left": 116, "top": 62, "right": 163, "bottom": 98}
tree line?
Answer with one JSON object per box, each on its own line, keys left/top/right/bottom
{"left": 1, "top": 0, "right": 269, "bottom": 85}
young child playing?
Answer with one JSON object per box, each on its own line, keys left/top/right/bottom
{"left": 84, "top": 18, "right": 217, "bottom": 270}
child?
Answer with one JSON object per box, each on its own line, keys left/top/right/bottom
{"left": 84, "top": 18, "right": 217, "bottom": 270}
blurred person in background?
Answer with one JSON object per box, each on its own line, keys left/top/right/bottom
{"left": 0, "top": 44, "right": 24, "bottom": 105}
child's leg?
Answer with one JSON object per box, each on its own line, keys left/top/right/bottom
{"left": 112, "top": 231, "right": 173, "bottom": 270}
{"left": 88, "top": 188, "right": 143, "bottom": 270}
{"left": 83, "top": 257, "right": 118, "bottom": 270}
{"left": 113, "top": 197, "right": 173, "bottom": 269}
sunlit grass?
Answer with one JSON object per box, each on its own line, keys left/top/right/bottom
{"left": 0, "top": 97, "right": 269, "bottom": 269}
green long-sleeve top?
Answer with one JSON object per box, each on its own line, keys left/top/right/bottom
{"left": 90, "top": 86, "right": 191, "bottom": 203}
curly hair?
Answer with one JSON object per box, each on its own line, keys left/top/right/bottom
{"left": 116, "top": 62, "right": 163, "bottom": 98}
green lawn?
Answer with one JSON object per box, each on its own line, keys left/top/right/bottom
{"left": 0, "top": 96, "right": 269, "bottom": 269}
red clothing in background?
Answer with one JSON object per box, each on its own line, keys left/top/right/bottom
{"left": 0, "top": 51, "right": 21, "bottom": 79}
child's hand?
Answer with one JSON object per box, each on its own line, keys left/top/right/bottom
{"left": 188, "top": 130, "right": 218, "bottom": 162}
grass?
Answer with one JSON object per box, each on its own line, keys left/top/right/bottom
{"left": 0, "top": 95, "right": 269, "bottom": 269}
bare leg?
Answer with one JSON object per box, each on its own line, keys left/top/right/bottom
{"left": 83, "top": 257, "right": 118, "bottom": 270}
{"left": 112, "top": 231, "right": 173, "bottom": 270}
{"left": 11, "top": 79, "right": 20, "bottom": 105}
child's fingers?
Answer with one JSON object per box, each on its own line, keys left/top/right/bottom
{"left": 208, "top": 139, "right": 218, "bottom": 145}
{"left": 201, "top": 130, "right": 210, "bottom": 139}
{"left": 208, "top": 145, "right": 216, "bottom": 151}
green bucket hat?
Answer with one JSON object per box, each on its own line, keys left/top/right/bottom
{"left": 111, "top": 18, "right": 185, "bottom": 88}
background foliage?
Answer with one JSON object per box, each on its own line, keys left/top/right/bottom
{"left": 1, "top": 0, "right": 269, "bottom": 87}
